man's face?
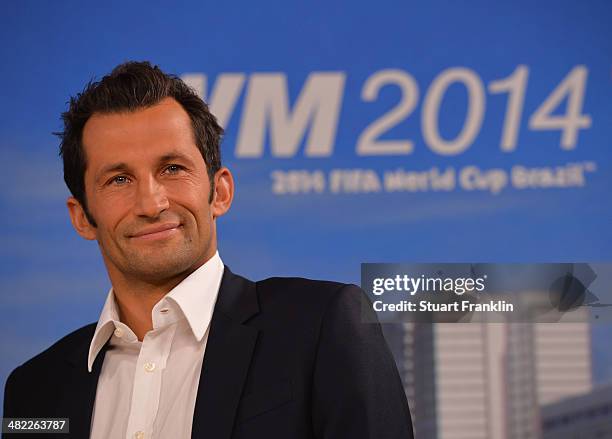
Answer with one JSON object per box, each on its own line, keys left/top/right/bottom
{"left": 67, "top": 97, "right": 233, "bottom": 284}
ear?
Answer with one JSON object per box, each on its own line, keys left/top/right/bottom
{"left": 211, "top": 167, "right": 234, "bottom": 219}
{"left": 66, "top": 197, "right": 97, "bottom": 240}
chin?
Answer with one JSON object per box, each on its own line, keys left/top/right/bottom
{"left": 125, "top": 254, "right": 196, "bottom": 281}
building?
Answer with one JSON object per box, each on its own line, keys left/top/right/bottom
{"left": 384, "top": 317, "right": 592, "bottom": 439}
{"left": 541, "top": 383, "right": 612, "bottom": 439}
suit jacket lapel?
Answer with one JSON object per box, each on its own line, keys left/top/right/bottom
{"left": 64, "top": 328, "right": 110, "bottom": 438}
{"left": 191, "top": 266, "right": 260, "bottom": 439}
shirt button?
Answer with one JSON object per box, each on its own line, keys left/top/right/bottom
{"left": 134, "top": 431, "right": 145, "bottom": 439}
{"left": 114, "top": 327, "right": 123, "bottom": 338}
{"left": 144, "top": 362, "right": 156, "bottom": 372}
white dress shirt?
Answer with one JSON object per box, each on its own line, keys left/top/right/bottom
{"left": 88, "top": 252, "right": 224, "bottom": 439}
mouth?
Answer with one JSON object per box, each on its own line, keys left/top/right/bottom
{"left": 129, "top": 223, "right": 182, "bottom": 241}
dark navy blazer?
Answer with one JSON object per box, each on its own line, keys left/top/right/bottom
{"left": 3, "top": 267, "right": 413, "bottom": 439}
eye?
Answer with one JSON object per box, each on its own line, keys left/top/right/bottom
{"left": 163, "top": 164, "right": 184, "bottom": 175}
{"left": 110, "top": 175, "right": 130, "bottom": 186}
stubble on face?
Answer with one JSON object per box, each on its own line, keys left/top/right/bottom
{"left": 100, "top": 210, "right": 212, "bottom": 286}
{"left": 81, "top": 98, "right": 217, "bottom": 289}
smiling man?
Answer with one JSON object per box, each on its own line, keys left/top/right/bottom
{"left": 2, "top": 62, "right": 413, "bottom": 439}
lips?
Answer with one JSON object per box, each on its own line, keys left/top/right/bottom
{"left": 129, "top": 223, "right": 181, "bottom": 240}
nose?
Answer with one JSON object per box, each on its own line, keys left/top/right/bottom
{"left": 133, "top": 176, "right": 169, "bottom": 218}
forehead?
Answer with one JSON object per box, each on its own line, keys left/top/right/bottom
{"left": 82, "top": 97, "right": 199, "bottom": 168}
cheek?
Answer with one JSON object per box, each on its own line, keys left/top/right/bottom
{"left": 167, "top": 178, "right": 210, "bottom": 200}
{"left": 187, "top": 200, "right": 213, "bottom": 227}
{"left": 167, "top": 185, "right": 212, "bottom": 217}
{"left": 183, "top": 203, "right": 214, "bottom": 240}
{"left": 90, "top": 193, "right": 133, "bottom": 231}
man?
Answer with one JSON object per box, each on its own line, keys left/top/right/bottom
{"left": 3, "top": 62, "right": 413, "bottom": 439}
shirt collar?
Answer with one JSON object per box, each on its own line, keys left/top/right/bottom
{"left": 87, "top": 251, "right": 224, "bottom": 372}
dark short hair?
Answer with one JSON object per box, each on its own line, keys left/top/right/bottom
{"left": 56, "top": 61, "right": 224, "bottom": 226}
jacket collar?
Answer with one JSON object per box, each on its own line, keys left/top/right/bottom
{"left": 190, "top": 265, "right": 260, "bottom": 439}
{"left": 212, "top": 264, "right": 259, "bottom": 323}
{"left": 63, "top": 325, "right": 110, "bottom": 438}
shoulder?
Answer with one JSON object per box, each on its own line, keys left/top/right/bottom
{"left": 256, "top": 276, "right": 346, "bottom": 298}
{"left": 253, "top": 276, "right": 369, "bottom": 324}
{"left": 7, "top": 323, "right": 96, "bottom": 382}
{"left": 4, "top": 323, "right": 97, "bottom": 416}
{"left": 256, "top": 276, "right": 363, "bottom": 306}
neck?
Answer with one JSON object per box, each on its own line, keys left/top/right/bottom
{"left": 113, "top": 277, "right": 184, "bottom": 341}
{"left": 107, "top": 255, "right": 213, "bottom": 341}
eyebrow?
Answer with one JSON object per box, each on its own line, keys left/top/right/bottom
{"left": 95, "top": 162, "right": 130, "bottom": 183}
{"left": 94, "top": 151, "right": 196, "bottom": 183}
{"left": 158, "top": 152, "right": 194, "bottom": 165}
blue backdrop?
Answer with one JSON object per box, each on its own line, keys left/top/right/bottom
{"left": 1, "top": 0, "right": 611, "bottom": 413}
